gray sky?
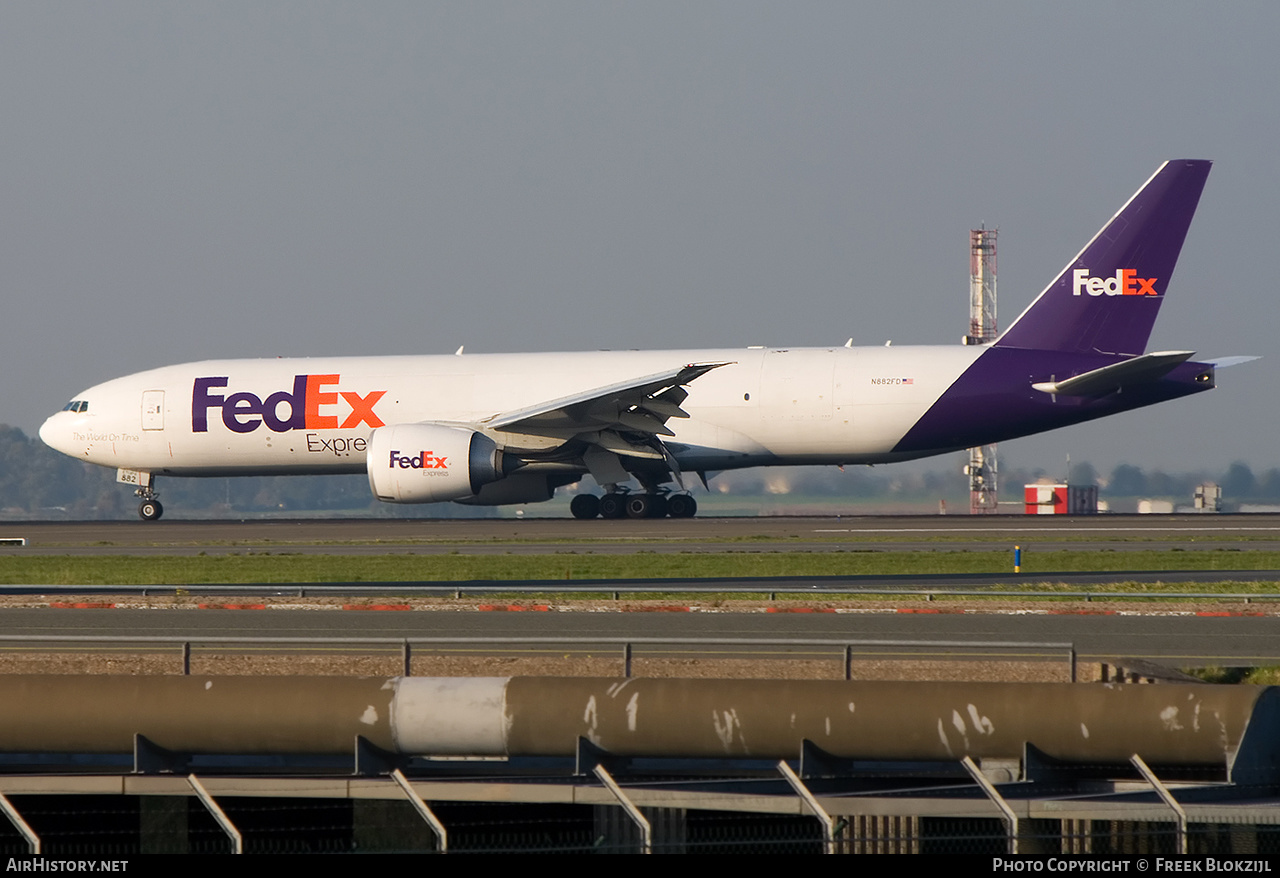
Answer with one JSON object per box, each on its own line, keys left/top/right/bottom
{"left": 2, "top": 2, "right": 1274, "bottom": 476}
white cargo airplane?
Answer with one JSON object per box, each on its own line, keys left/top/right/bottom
{"left": 41, "top": 161, "right": 1241, "bottom": 520}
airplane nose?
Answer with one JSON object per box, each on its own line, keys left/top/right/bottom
{"left": 39, "top": 414, "right": 68, "bottom": 454}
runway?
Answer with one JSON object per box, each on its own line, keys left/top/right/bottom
{"left": 4, "top": 513, "right": 1280, "bottom": 554}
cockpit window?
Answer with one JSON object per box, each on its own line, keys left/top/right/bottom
{"left": 62, "top": 400, "right": 88, "bottom": 413}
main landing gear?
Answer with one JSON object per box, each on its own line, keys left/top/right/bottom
{"left": 570, "top": 492, "right": 697, "bottom": 520}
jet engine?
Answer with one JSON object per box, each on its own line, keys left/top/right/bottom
{"left": 366, "top": 424, "right": 502, "bottom": 503}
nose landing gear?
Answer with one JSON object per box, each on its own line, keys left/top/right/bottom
{"left": 135, "top": 485, "right": 163, "bottom": 521}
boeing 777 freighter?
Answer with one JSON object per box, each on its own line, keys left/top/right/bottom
{"left": 41, "top": 160, "right": 1246, "bottom": 520}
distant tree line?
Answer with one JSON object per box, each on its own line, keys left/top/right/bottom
{"left": 1067, "top": 461, "right": 1280, "bottom": 501}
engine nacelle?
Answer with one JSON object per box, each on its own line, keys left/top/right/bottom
{"left": 367, "top": 424, "right": 501, "bottom": 503}
{"left": 455, "top": 473, "right": 555, "bottom": 506}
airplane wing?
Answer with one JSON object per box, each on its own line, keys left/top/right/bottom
{"left": 479, "top": 361, "right": 732, "bottom": 461}
{"left": 1031, "top": 351, "right": 1195, "bottom": 397}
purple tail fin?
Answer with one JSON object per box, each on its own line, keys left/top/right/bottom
{"left": 995, "top": 160, "right": 1211, "bottom": 356}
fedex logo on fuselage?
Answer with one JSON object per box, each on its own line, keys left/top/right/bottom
{"left": 193, "top": 374, "right": 386, "bottom": 434}
{"left": 1071, "top": 269, "right": 1159, "bottom": 297}
{"left": 388, "top": 449, "right": 449, "bottom": 470}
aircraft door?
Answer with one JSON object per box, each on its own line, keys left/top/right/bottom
{"left": 142, "top": 391, "right": 164, "bottom": 431}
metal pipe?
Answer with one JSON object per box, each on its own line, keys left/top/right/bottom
{"left": 0, "top": 676, "right": 1267, "bottom": 767}
{"left": 485, "top": 678, "right": 1266, "bottom": 765}
{"left": 0, "top": 675, "right": 397, "bottom": 753}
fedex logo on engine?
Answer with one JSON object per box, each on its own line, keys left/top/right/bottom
{"left": 1071, "top": 269, "right": 1158, "bottom": 297}
{"left": 388, "top": 450, "right": 449, "bottom": 470}
{"left": 193, "top": 375, "right": 386, "bottom": 434}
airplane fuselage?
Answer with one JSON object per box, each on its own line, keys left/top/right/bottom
{"left": 39, "top": 343, "right": 1212, "bottom": 479}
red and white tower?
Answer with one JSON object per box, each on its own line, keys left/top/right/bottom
{"left": 964, "top": 227, "right": 998, "bottom": 514}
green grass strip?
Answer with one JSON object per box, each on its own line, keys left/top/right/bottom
{"left": 2, "top": 548, "right": 1280, "bottom": 585}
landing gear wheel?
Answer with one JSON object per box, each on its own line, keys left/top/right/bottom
{"left": 625, "top": 494, "right": 653, "bottom": 519}
{"left": 138, "top": 499, "right": 164, "bottom": 521}
{"left": 570, "top": 494, "right": 600, "bottom": 520}
{"left": 647, "top": 494, "right": 669, "bottom": 519}
{"left": 667, "top": 494, "right": 697, "bottom": 519}
{"left": 598, "top": 494, "right": 626, "bottom": 519}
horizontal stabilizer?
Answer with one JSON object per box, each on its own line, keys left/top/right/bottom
{"left": 1204, "top": 355, "right": 1261, "bottom": 369}
{"left": 1032, "top": 351, "right": 1195, "bottom": 397}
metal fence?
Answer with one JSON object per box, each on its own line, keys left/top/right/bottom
{"left": 0, "top": 633, "right": 1079, "bottom": 679}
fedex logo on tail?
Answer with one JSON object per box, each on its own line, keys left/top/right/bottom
{"left": 1072, "top": 269, "right": 1158, "bottom": 297}
{"left": 193, "top": 374, "right": 386, "bottom": 434}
